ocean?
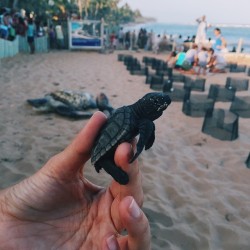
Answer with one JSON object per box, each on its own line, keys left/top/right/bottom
{"left": 123, "top": 22, "right": 250, "bottom": 53}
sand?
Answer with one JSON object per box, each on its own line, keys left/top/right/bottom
{"left": 0, "top": 50, "right": 250, "bottom": 249}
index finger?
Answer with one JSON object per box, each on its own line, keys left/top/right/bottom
{"left": 110, "top": 141, "right": 144, "bottom": 206}
{"left": 109, "top": 141, "right": 144, "bottom": 232}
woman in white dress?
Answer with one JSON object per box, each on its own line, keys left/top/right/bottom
{"left": 195, "top": 15, "right": 210, "bottom": 46}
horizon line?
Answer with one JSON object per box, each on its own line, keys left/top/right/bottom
{"left": 141, "top": 20, "right": 250, "bottom": 27}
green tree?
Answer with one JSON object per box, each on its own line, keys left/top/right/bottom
{"left": 1, "top": 0, "right": 138, "bottom": 26}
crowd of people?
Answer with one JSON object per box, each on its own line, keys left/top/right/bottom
{"left": 166, "top": 33, "right": 227, "bottom": 76}
{"left": 0, "top": 7, "right": 27, "bottom": 40}
{"left": 0, "top": 7, "right": 66, "bottom": 53}
{"left": 108, "top": 15, "right": 228, "bottom": 75}
{"left": 0, "top": 7, "right": 48, "bottom": 40}
{"left": 108, "top": 27, "right": 176, "bottom": 52}
{"left": 1, "top": 8, "right": 229, "bottom": 72}
{"left": 165, "top": 16, "right": 228, "bottom": 76}
{"left": 111, "top": 25, "right": 227, "bottom": 75}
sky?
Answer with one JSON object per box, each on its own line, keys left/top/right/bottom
{"left": 119, "top": 0, "right": 250, "bottom": 25}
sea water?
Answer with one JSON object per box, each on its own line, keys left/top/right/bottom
{"left": 124, "top": 23, "right": 250, "bottom": 52}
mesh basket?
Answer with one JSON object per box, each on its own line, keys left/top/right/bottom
{"left": 184, "top": 77, "right": 206, "bottom": 92}
{"left": 202, "top": 109, "right": 239, "bottom": 141}
{"left": 182, "top": 90, "right": 214, "bottom": 117}
{"left": 130, "top": 66, "right": 148, "bottom": 76}
{"left": 149, "top": 74, "right": 165, "bottom": 90}
{"left": 163, "top": 82, "right": 187, "bottom": 102}
{"left": 230, "top": 96, "right": 250, "bottom": 118}
{"left": 225, "top": 77, "right": 249, "bottom": 91}
{"left": 247, "top": 68, "right": 250, "bottom": 77}
{"left": 246, "top": 153, "right": 250, "bottom": 168}
{"left": 142, "top": 56, "right": 155, "bottom": 66}
{"left": 229, "top": 64, "right": 247, "bottom": 73}
{"left": 117, "top": 54, "right": 126, "bottom": 61}
{"left": 172, "top": 73, "right": 185, "bottom": 82}
{"left": 208, "top": 84, "right": 236, "bottom": 102}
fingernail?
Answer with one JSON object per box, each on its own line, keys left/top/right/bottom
{"left": 106, "top": 235, "right": 118, "bottom": 250}
{"left": 129, "top": 198, "right": 141, "bottom": 219}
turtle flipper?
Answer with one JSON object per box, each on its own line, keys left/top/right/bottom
{"left": 27, "top": 98, "right": 48, "bottom": 108}
{"left": 145, "top": 128, "right": 155, "bottom": 150}
{"left": 95, "top": 159, "right": 129, "bottom": 185}
{"left": 129, "top": 120, "right": 155, "bottom": 163}
{"left": 55, "top": 106, "right": 93, "bottom": 119}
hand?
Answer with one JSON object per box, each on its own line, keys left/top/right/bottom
{"left": 0, "top": 112, "right": 150, "bottom": 250}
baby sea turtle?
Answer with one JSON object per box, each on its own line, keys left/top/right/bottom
{"left": 91, "top": 92, "right": 171, "bottom": 185}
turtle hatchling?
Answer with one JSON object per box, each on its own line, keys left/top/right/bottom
{"left": 91, "top": 92, "right": 171, "bottom": 185}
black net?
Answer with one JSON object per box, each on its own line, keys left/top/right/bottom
{"left": 225, "top": 77, "right": 249, "bottom": 91}
{"left": 118, "top": 54, "right": 125, "bottom": 61}
{"left": 172, "top": 73, "right": 185, "bottom": 82}
{"left": 156, "top": 68, "right": 173, "bottom": 78}
{"left": 126, "top": 58, "right": 140, "bottom": 70}
{"left": 152, "top": 59, "right": 166, "bottom": 70}
{"left": 149, "top": 74, "right": 165, "bottom": 90}
{"left": 130, "top": 66, "right": 148, "bottom": 76}
{"left": 208, "top": 84, "right": 236, "bottom": 102}
{"left": 246, "top": 153, "right": 250, "bottom": 168}
{"left": 230, "top": 96, "right": 250, "bottom": 118}
{"left": 123, "top": 56, "right": 135, "bottom": 66}
{"left": 182, "top": 90, "right": 214, "bottom": 117}
{"left": 163, "top": 82, "right": 187, "bottom": 102}
{"left": 248, "top": 68, "right": 250, "bottom": 77}
{"left": 118, "top": 54, "right": 133, "bottom": 62}
{"left": 184, "top": 77, "right": 206, "bottom": 92}
{"left": 162, "top": 78, "right": 173, "bottom": 92}
{"left": 229, "top": 64, "right": 247, "bottom": 73}
{"left": 202, "top": 109, "right": 239, "bottom": 141}
{"left": 142, "top": 56, "right": 155, "bottom": 66}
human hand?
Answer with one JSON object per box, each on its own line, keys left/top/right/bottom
{"left": 0, "top": 112, "right": 150, "bottom": 250}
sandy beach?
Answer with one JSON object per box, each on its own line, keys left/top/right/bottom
{"left": 0, "top": 50, "right": 250, "bottom": 249}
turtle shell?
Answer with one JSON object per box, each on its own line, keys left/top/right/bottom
{"left": 91, "top": 106, "right": 136, "bottom": 164}
{"left": 51, "top": 90, "right": 96, "bottom": 110}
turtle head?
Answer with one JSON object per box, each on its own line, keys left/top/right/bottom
{"left": 137, "top": 92, "right": 171, "bottom": 120}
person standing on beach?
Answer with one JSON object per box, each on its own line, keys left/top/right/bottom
{"left": 212, "top": 27, "right": 227, "bottom": 53}
{"left": 174, "top": 35, "right": 184, "bottom": 52}
{"left": 195, "top": 15, "right": 210, "bottom": 46}
{"left": 55, "top": 23, "right": 64, "bottom": 49}
{"left": 152, "top": 34, "right": 161, "bottom": 54}
{"left": 27, "top": 18, "right": 35, "bottom": 54}
{"left": 48, "top": 24, "right": 56, "bottom": 49}
{"left": 118, "top": 27, "right": 124, "bottom": 49}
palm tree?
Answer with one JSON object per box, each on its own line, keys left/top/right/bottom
{"left": 83, "top": 0, "right": 90, "bottom": 19}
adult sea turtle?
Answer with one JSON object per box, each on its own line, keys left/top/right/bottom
{"left": 27, "top": 90, "right": 113, "bottom": 119}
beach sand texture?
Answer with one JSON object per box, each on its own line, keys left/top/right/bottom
{"left": 0, "top": 51, "right": 250, "bottom": 249}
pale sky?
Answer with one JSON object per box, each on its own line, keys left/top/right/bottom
{"left": 120, "top": 0, "right": 250, "bottom": 25}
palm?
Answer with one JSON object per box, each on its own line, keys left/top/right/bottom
{"left": 2, "top": 165, "right": 120, "bottom": 249}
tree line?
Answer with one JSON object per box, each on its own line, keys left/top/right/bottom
{"left": 1, "top": 0, "right": 142, "bottom": 25}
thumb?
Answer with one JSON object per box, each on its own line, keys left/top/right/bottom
{"left": 43, "top": 111, "right": 107, "bottom": 179}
